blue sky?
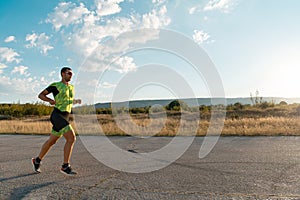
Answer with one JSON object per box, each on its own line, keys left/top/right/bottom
{"left": 1, "top": 0, "right": 300, "bottom": 104}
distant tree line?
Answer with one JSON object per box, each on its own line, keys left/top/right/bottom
{"left": 0, "top": 99, "right": 294, "bottom": 118}
{"left": 0, "top": 103, "right": 52, "bottom": 118}
{"left": 73, "top": 99, "right": 288, "bottom": 115}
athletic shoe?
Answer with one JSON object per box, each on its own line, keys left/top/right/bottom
{"left": 60, "top": 164, "right": 77, "bottom": 176}
{"left": 31, "top": 158, "right": 41, "bottom": 173}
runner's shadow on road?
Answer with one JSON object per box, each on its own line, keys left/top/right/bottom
{"left": 0, "top": 172, "right": 37, "bottom": 183}
{"left": 1, "top": 173, "right": 55, "bottom": 199}
{"left": 9, "top": 182, "right": 54, "bottom": 200}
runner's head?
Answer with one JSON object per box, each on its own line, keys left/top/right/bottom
{"left": 61, "top": 66, "right": 73, "bottom": 82}
{"left": 61, "top": 66, "right": 72, "bottom": 76}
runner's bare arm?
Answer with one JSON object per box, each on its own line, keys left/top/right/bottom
{"left": 38, "top": 89, "right": 56, "bottom": 105}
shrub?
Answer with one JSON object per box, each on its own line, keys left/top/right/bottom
{"left": 233, "top": 102, "right": 244, "bottom": 110}
{"left": 0, "top": 103, "right": 52, "bottom": 117}
{"left": 279, "top": 101, "right": 288, "bottom": 106}
{"left": 258, "top": 101, "right": 275, "bottom": 109}
{"left": 166, "top": 100, "right": 189, "bottom": 111}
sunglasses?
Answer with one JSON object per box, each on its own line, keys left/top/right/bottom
{"left": 65, "top": 71, "right": 73, "bottom": 76}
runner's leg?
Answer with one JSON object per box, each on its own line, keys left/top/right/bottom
{"left": 63, "top": 130, "right": 76, "bottom": 164}
{"left": 38, "top": 134, "right": 60, "bottom": 160}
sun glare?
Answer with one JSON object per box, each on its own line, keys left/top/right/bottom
{"left": 263, "top": 51, "right": 300, "bottom": 97}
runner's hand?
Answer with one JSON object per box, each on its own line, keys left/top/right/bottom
{"left": 49, "top": 100, "right": 56, "bottom": 105}
{"left": 74, "top": 99, "right": 82, "bottom": 104}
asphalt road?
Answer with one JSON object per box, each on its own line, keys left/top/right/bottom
{"left": 1, "top": 135, "right": 300, "bottom": 199}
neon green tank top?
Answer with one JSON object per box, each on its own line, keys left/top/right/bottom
{"left": 46, "top": 82, "right": 74, "bottom": 113}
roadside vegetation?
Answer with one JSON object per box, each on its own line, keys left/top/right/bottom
{"left": 1, "top": 98, "right": 300, "bottom": 136}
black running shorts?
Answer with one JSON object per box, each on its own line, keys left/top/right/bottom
{"left": 50, "top": 108, "right": 73, "bottom": 137}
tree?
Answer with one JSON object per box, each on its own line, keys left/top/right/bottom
{"left": 279, "top": 101, "right": 288, "bottom": 106}
{"left": 233, "top": 102, "right": 244, "bottom": 110}
{"left": 166, "top": 100, "right": 189, "bottom": 111}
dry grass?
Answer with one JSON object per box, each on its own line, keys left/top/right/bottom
{"left": 0, "top": 117, "right": 76, "bottom": 135}
{"left": 1, "top": 113, "right": 300, "bottom": 136}
{"left": 222, "top": 117, "right": 300, "bottom": 136}
{"left": 0, "top": 119, "right": 51, "bottom": 135}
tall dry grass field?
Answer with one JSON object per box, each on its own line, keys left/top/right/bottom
{"left": 1, "top": 112, "right": 299, "bottom": 136}
{"left": 0, "top": 117, "right": 76, "bottom": 135}
{"left": 223, "top": 117, "right": 300, "bottom": 136}
{"left": 0, "top": 119, "right": 51, "bottom": 134}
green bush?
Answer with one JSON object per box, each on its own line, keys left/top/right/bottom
{"left": 166, "top": 100, "right": 190, "bottom": 111}
{"left": 279, "top": 101, "right": 288, "bottom": 106}
{"left": 0, "top": 103, "right": 52, "bottom": 117}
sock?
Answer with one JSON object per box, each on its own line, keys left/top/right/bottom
{"left": 35, "top": 157, "right": 41, "bottom": 163}
{"left": 62, "top": 163, "right": 69, "bottom": 168}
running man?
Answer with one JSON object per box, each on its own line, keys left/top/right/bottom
{"left": 32, "top": 66, "right": 81, "bottom": 175}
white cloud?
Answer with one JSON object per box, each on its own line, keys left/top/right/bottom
{"left": 83, "top": 11, "right": 100, "bottom": 25}
{"left": 49, "top": 70, "right": 56, "bottom": 77}
{"left": 152, "top": 0, "right": 167, "bottom": 5}
{"left": 95, "top": 0, "right": 124, "bottom": 17}
{"left": 0, "top": 47, "right": 21, "bottom": 63}
{"left": 203, "top": 0, "right": 235, "bottom": 13}
{"left": 79, "top": 29, "right": 160, "bottom": 74}
{"left": 46, "top": 2, "right": 90, "bottom": 31}
{"left": 100, "top": 81, "right": 116, "bottom": 89}
{"left": 0, "top": 76, "right": 12, "bottom": 94}
{"left": 0, "top": 75, "right": 45, "bottom": 101}
{"left": 27, "top": 77, "right": 33, "bottom": 82}
{"left": 0, "top": 63, "right": 8, "bottom": 74}
{"left": 192, "top": 30, "right": 210, "bottom": 44}
{"left": 142, "top": 6, "right": 170, "bottom": 29}
{"left": 66, "top": 14, "right": 134, "bottom": 56}
{"left": 11, "top": 65, "right": 30, "bottom": 76}
{"left": 0, "top": 63, "right": 7, "bottom": 68}
{"left": 47, "top": 1, "right": 170, "bottom": 74}
{"left": 4, "top": 36, "right": 16, "bottom": 43}
{"left": 49, "top": 1, "right": 170, "bottom": 53}
{"left": 25, "top": 33, "right": 54, "bottom": 55}
{"left": 189, "top": 6, "right": 197, "bottom": 14}
{"left": 86, "top": 79, "right": 99, "bottom": 87}
{"left": 113, "top": 56, "right": 137, "bottom": 73}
